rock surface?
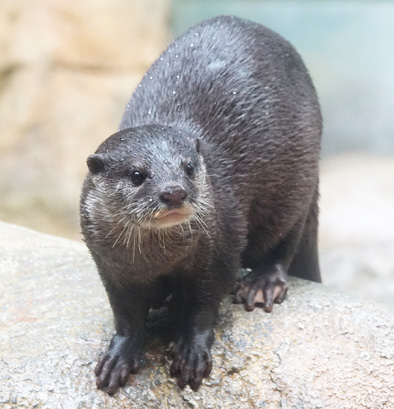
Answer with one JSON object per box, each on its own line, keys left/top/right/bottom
{"left": 1, "top": 221, "right": 393, "bottom": 408}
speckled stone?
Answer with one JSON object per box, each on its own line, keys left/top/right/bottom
{"left": 1, "top": 221, "right": 393, "bottom": 408}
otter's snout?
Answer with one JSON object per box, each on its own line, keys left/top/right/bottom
{"left": 159, "top": 186, "right": 187, "bottom": 208}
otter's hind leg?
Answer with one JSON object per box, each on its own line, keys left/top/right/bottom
{"left": 235, "top": 187, "right": 320, "bottom": 312}
{"left": 289, "top": 187, "right": 321, "bottom": 282}
{"left": 235, "top": 221, "right": 300, "bottom": 313}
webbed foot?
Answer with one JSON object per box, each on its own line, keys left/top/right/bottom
{"left": 95, "top": 334, "right": 142, "bottom": 395}
{"left": 170, "top": 330, "right": 214, "bottom": 391}
{"left": 235, "top": 264, "right": 288, "bottom": 312}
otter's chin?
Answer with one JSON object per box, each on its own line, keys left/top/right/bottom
{"left": 150, "top": 208, "right": 194, "bottom": 229}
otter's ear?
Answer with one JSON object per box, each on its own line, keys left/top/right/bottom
{"left": 196, "top": 138, "right": 201, "bottom": 154}
{"left": 87, "top": 154, "right": 106, "bottom": 174}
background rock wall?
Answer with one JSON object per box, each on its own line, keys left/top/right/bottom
{"left": 0, "top": 0, "right": 170, "bottom": 238}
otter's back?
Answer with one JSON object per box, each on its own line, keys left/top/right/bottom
{"left": 120, "top": 15, "right": 321, "bottom": 224}
{"left": 121, "top": 16, "right": 321, "bottom": 144}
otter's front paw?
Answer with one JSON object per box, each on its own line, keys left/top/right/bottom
{"left": 235, "top": 265, "right": 288, "bottom": 312}
{"left": 95, "top": 334, "right": 141, "bottom": 396}
{"left": 170, "top": 330, "right": 214, "bottom": 391}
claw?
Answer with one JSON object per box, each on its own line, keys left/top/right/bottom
{"left": 94, "top": 334, "right": 142, "bottom": 395}
{"left": 234, "top": 265, "right": 288, "bottom": 312}
{"left": 170, "top": 331, "right": 213, "bottom": 390}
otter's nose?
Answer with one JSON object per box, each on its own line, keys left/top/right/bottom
{"left": 159, "top": 187, "right": 187, "bottom": 207}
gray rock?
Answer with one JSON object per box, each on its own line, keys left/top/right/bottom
{"left": 1, "top": 221, "right": 393, "bottom": 408}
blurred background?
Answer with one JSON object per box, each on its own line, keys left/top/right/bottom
{"left": 0, "top": 0, "right": 393, "bottom": 304}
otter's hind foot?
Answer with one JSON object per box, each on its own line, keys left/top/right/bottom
{"left": 234, "top": 265, "right": 288, "bottom": 313}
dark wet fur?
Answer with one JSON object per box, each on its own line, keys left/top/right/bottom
{"left": 80, "top": 16, "right": 322, "bottom": 394}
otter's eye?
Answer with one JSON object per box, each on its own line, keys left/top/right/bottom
{"left": 131, "top": 170, "right": 145, "bottom": 186}
{"left": 186, "top": 163, "right": 195, "bottom": 177}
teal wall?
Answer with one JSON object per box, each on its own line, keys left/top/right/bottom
{"left": 171, "top": 1, "right": 394, "bottom": 155}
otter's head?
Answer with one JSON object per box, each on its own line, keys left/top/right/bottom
{"left": 84, "top": 125, "right": 211, "bottom": 236}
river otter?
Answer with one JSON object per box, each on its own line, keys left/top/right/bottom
{"left": 80, "top": 15, "right": 322, "bottom": 394}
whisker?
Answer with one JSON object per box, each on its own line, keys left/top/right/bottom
{"left": 113, "top": 222, "right": 128, "bottom": 248}
{"left": 187, "top": 220, "right": 193, "bottom": 239}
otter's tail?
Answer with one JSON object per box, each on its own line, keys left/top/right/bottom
{"left": 289, "top": 186, "right": 321, "bottom": 283}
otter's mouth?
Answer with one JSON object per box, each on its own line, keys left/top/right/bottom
{"left": 153, "top": 208, "right": 194, "bottom": 227}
